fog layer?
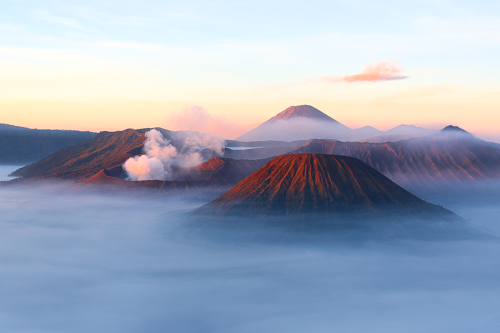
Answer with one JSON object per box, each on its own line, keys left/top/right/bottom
{"left": 1, "top": 184, "right": 500, "bottom": 332}
{"left": 0, "top": 165, "right": 23, "bottom": 181}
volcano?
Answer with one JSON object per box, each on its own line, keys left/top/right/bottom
{"left": 236, "top": 105, "right": 353, "bottom": 141}
{"left": 441, "top": 125, "right": 470, "bottom": 134}
{"left": 291, "top": 126, "right": 500, "bottom": 191}
{"left": 11, "top": 129, "right": 146, "bottom": 180}
{"left": 266, "top": 105, "right": 341, "bottom": 122}
{"left": 11, "top": 124, "right": 500, "bottom": 198}
{"left": 199, "top": 154, "right": 459, "bottom": 221}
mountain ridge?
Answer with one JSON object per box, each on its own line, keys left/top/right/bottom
{"left": 290, "top": 129, "right": 500, "bottom": 190}
{"left": 236, "top": 105, "right": 442, "bottom": 142}
{"left": 11, "top": 129, "right": 145, "bottom": 180}
{"left": 0, "top": 123, "right": 97, "bottom": 164}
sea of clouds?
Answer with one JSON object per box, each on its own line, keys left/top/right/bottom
{"left": 1, "top": 176, "right": 500, "bottom": 332}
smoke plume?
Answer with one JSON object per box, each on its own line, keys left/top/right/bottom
{"left": 168, "top": 106, "right": 253, "bottom": 139}
{"left": 123, "top": 129, "right": 225, "bottom": 181}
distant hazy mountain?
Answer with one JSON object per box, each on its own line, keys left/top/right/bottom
{"left": 361, "top": 125, "right": 438, "bottom": 143}
{"left": 198, "top": 153, "right": 459, "bottom": 221}
{"left": 268, "top": 105, "right": 340, "bottom": 122}
{"left": 236, "top": 105, "right": 355, "bottom": 141}
{"left": 236, "top": 105, "right": 440, "bottom": 142}
{"left": 351, "top": 126, "right": 383, "bottom": 140}
{"left": 440, "top": 125, "right": 471, "bottom": 135}
{"left": 0, "top": 123, "right": 96, "bottom": 164}
{"left": 385, "top": 124, "right": 438, "bottom": 136}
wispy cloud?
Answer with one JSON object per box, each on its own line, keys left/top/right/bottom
{"left": 35, "top": 10, "right": 94, "bottom": 32}
{"left": 94, "top": 41, "right": 170, "bottom": 52}
{"left": 91, "top": 41, "right": 194, "bottom": 57}
{"left": 342, "top": 62, "right": 408, "bottom": 82}
{"left": 297, "top": 61, "right": 409, "bottom": 86}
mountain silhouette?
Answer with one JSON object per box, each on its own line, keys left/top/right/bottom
{"left": 0, "top": 123, "right": 96, "bottom": 164}
{"left": 441, "top": 125, "right": 469, "bottom": 134}
{"left": 236, "top": 105, "right": 459, "bottom": 142}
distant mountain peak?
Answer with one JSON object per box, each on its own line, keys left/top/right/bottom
{"left": 438, "top": 125, "right": 474, "bottom": 139}
{"left": 267, "top": 105, "right": 337, "bottom": 123}
{"left": 440, "top": 125, "right": 468, "bottom": 133}
{"left": 235, "top": 105, "right": 350, "bottom": 141}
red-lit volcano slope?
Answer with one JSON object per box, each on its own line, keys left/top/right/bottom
{"left": 199, "top": 154, "right": 460, "bottom": 221}
{"left": 290, "top": 128, "right": 500, "bottom": 190}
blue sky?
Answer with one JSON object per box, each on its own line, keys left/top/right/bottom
{"left": 0, "top": 0, "right": 499, "bottom": 139}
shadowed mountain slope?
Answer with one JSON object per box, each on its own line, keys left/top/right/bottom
{"left": 199, "top": 154, "right": 459, "bottom": 220}
{"left": 0, "top": 123, "right": 96, "bottom": 164}
{"left": 291, "top": 129, "right": 500, "bottom": 189}
{"left": 86, "top": 156, "right": 270, "bottom": 185}
{"left": 189, "top": 157, "right": 271, "bottom": 184}
{"left": 7, "top": 126, "right": 270, "bottom": 186}
{"left": 81, "top": 157, "right": 272, "bottom": 195}
{"left": 11, "top": 129, "right": 146, "bottom": 180}
{"left": 10, "top": 127, "right": 227, "bottom": 180}
{"left": 223, "top": 145, "right": 301, "bottom": 160}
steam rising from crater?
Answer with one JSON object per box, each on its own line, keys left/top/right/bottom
{"left": 123, "top": 129, "right": 225, "bottom": 181}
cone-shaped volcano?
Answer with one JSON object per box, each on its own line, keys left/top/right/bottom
{"left": 199, "top": 154, "right": 459, "bottom": 221}
{"left": 236, "top": 105, "right": 351, "bottom": 141}
{"left": 267, "top": 105, "right": 339, "bottom": 122}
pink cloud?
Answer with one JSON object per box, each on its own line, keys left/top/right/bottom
{"left": 342, "top": 62, "right": 408, "bottom": 82}
{"left": 167, "top": 106, "right": 252, "bottom": 139}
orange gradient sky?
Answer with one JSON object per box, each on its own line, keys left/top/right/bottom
{"left": 1, "top": 1, "right": 499, "bottom": 141}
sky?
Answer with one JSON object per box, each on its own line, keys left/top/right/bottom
{"left": 0, "top": 0, "right": 499, "bottom": 140}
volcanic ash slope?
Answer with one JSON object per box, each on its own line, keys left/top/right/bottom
{"left": 198, "top": 154, "right": 460, "bottom": 222}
